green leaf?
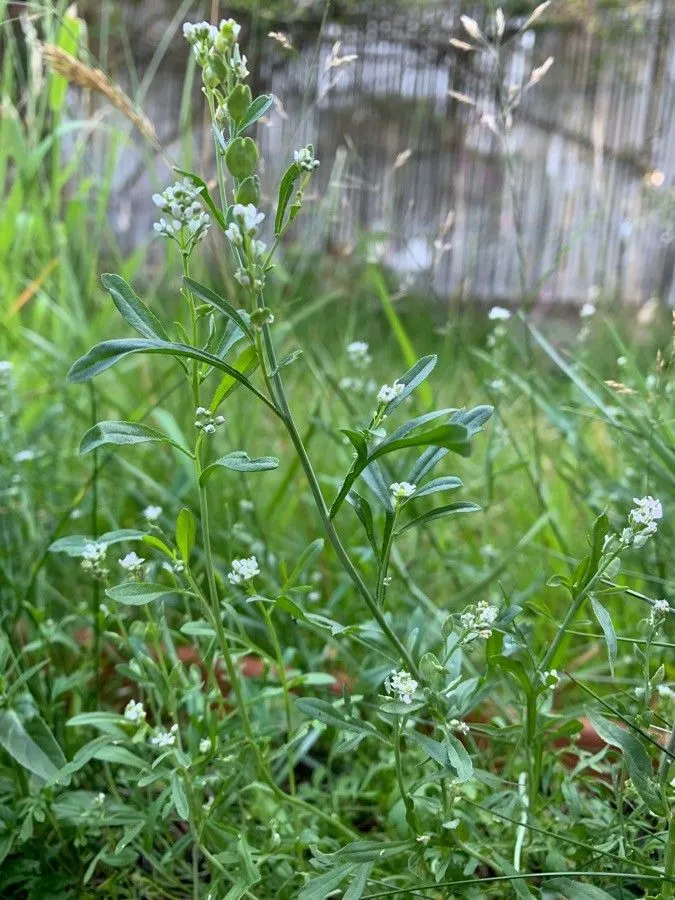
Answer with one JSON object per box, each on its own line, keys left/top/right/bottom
{"left": 296, "top": 699, "right": 381, "bottom": 741}
{"left": 297, "top": 864, "right": 356, "bottom": 900}
{"left": 275, "top": 161, "right": 301, "bottom": 235}
{"left": 175, "top": 508, "right": 196, "bottom": 565}
{"left": 79, "top": 420, "right": 189, "bottom": 456}
{"left": 235, "top": 175, "right": 260, "bottom": 206}
{"left": 408, "top": 405, "right": 492, "bottom": 483}
{"left": 342, "top": 863, "right": 374, "bottom": 900}
{"left": 369, "top": 423, "right": 470, "bottom": 462}
{"left": 67, "top": 338, "right": 276, "bottom": 412}
{"left": 412, "top": 476, "right": 462, "bottom": 498}
{"left": 408, "top": 731, "right": 472, "bottom": 782}
{"left": 0, "top": 710, "right": 59, "bottom": 781}
{"left": 171, "top": 772, "right": 189, "bottom": 820}
{"left": 210, "top": 346, "right": 259, "bottom": 409}
{"left": 586, "top": 710, "right": 666, "bottom": 815}
{"left": 591, "top": 596, "right": 617, "bottom": 676}
{"left": 105, "top": 583, "right": 179, "bottom": 606}
{"left": 546, "top": 879, "right": 616, "bottom": 900}
{"left": 238, "top": 94, "right": 274, "bottom": 133}
{"left": 200, "top": 451, "right": 279, "bottom": 484}
{"left": 49, "top": 529, "right": 146, "bottom": 557}
{"left": 173, "top": 167, "right": 226, "bottom": 230}
{"left": 101, "top": 273, "right": 168, "bottom": 341}
{"left": 383, "top": 355, "right": 437, "bottom": 415}
{"left": 183, "top": 277, "right": 254, "bottom": 341}
{"left": 49, "top": 13, "right": 81, "bottom": 112}
{"left": 23, "top": 717, "right": 67, "bottom": 773}
{"left": 346, "top": 491, "right": 378, "bottom": 555}
{"left": 395, "top": 501, "right": 480, "bottom": 535}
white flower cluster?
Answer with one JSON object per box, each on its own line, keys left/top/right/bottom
{"left": 124, "top": 699, "right": 146, "bottom": 723}
{"left": 386, "top": 669, "right": 418, "bottom": 705}
{"left": 119, "top": 551, "right": 145, "bottom": 580}
{"left": 81, "top": 541, "right": 109, "bottom": 580}
{"left": 650, "top": 598, "right": 670, "bottom": 627}
{"left": 199, "top": 737, "right": 213, "bottom": 754}
{"left": 183, "top": 18, "right": 248, "bottom": 80}
{"left": 621, "top": 496, "right": 663, "bottom": 548}
{"left": 143, "top": 505, "right": 163, "bottom": 523}
{"left": 346, "top": 341, "right": 371, "bottom": 369}
{"left": 152, "top": 179, "right": 210, "bottom": 249}
{"left": 151, "top": 724, "right": 179, "bottom": 748}
{"left": 580, "top": 302, "right": 596, "bottom": 318}
{"left": 390, "top": 481, "right": 416, "bottom": 502}
{"left": 227, "top": 555, "right": 260, "bottom": 585}
{"left": 377, "top": 381, "right": 404, "bottom": 404}
{"left": 460, "top": 601, "right": 499, "bottom": 639}
{"left": 195, "top": 407, "right": 225, "bottom": 436}
{"left": 294, "top": 146, "right": 320, "bottom": 172}
{"left": 449, "top": 718, "right": 470, "bottom": 735}
{"left": 487, "top": 306, "right": 511, "bottom": 349}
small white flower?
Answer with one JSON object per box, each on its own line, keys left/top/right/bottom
{"left": 227, "top": 555, "right": 260, "bottom": 585}
{"left": 450, "top": 718, "right": 470, "bottom": 735}
{"left": 81, "top": 541, "right": 108, "bottom": 579}
{"left": 14, "top": 449, "right": 36, "bottom": 463}
{"left": 543, "top": 669, "right": 560, "bottom": 689}
{"left": 143, "top": 505, "right": 163, "bottom": 523}
{"left": 580, "top": 302, "right": 596, "bottom": 318}
{"left": 386, "top": 669, "right": 418, "bottom": 705}
{"left": 650, "top": 599, "right": 670, "bottom": 626}
{"left": 124, "top": 699, "right": 146, "bottom": 723}
{"left": 151, "top": 729, "right": 177, "bottom": 748}
{"left": 617, "top": 356, "right": 627, "bottom": 367}
{"left": 239, "top": 499, "right": 254, "bottom": 512}
{"left": 119, "top": 551, "right": 145, "bottom": 578}
{"left": 233, "top": 203, "right": 265, "bottom": 234}
{"left": 225, "top": 222, "right": 243, "bottom": 246}
{"left": 390, "top": 481, "right": 416, "bottom": 501}
{"left": 308, "top": 590, "right": 321, "bottom": 602}
{"left": 95, "top": 792, "right": 106, "bottom": 805}
{"left": 488, "top": 306, "right": 511, "bottom": 321}
{"left": 629, "top": 496, "right": 663, "bottom": 536}
{"left": 460, "top": 601, "right": 499, "bottom": 639}
{"left": 199, "top": 737, "right": 213, "bottom": 753}
{"left": 346, "top": 340, "right": 371, "bottom": 368}
{"left": 377, "top": 381, "right": 404, "bottom": 404}
{"left": 294, "top": 146, "right": 320, "bottom": 171}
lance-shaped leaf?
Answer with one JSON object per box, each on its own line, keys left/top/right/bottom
{"left": 49, "top": 529, "right": 146, "bottom": 557}
{"left": 105, "top": 583, "right": 181, "bottom": 606}
{"left": 79, "top": 421, "right": 190, "bottom": 456}
{"left": 395, "top": 500, "right": 480, "bottom": 535}
{"left": 411, "top": 476, "right": 462, "bottom": 499}
{"left": 67, "top": 337, "right": 277, "bottom": 414}
{"left": 408, "top": 405, "right": 493, "bottom": 483}
{"left": 200, "top": 451, "right": 279, "bottom": 484}
{"left": 382, "top": 355, "right": 437, "bottom": 415}
{"left": 346, "top": 491, "right": 378, "bottom": 554}
{"left": 275, "top": 161, "right": 301, "bottom": 235}
{"left": 238, "top": 93, "right": 274, "bottom": 133}
{"left": 101, "top": 273, "right": 168, "bottom": 341}
{"left": 0, "top": 709, "right": 60, "bottom": 782}
{"left": 183, "top": 277, "right": 254, "bottom": 342}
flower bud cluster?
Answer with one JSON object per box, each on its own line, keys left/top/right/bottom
{"left": 227, "top": 204, "right": 267, "bottom": 290}
{"left": 81, "top": 541, "right": 109, "bottom": 580}
{"left": 183, "top": 18, "right": 248, "bottom": 88}
{"left": 194, "top": 407, "right": 225, "bottom": 435}
{"left": 385, "top": 669, "right": 418, "bottom": 705}
{"left": 459, "top": 601, "right": 499, "bottom": 639}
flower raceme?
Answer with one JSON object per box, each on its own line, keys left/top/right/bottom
{"left": 386, "top": 670, "right": 418, "bottom": 705}
{"left": 227, "top": 555, "right": 260, "bottom": 585}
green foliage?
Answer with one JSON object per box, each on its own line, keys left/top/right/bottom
{"left": 0, "top": 3, "right": 672, "bottom": 899}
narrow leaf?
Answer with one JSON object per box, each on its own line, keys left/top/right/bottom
{"left": 200, "top": 451, "right": 279, "bottom": 484}
{"left": 79, "top": 420, "right": 189, "bottom": 456}
{"left": 395, "top": 501, "right": 480, "bottom": 535}
{"left": 101, "top": 273, "right": 168, "bottom": 341}
{"left": 105, "top": 583, "right": 179, "bottom": 606}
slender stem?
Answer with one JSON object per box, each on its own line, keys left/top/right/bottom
{"left": 259, "top": 601, "right": 296, "bottom": 794}
{"left": 394, "top": 717, "right": 418, "bottom": 834}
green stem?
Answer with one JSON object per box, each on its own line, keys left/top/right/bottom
{"left": 259, "top": 601, "right": 296, "bottom": 794}
{"left": 394, "top": 717, "right": 418, "bottom": 834}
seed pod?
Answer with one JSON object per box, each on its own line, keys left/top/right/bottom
{"left": 225, "top": 137, "right": 258, "bottom": 180}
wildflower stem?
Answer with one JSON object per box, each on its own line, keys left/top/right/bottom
{"left": 258, "top": 601, "right": 296, "bottom": 794}
{"left": 255, "top": 295, "right": 420, "bottom": 678}
{"left": 394, "top": 717, "right": 418, "bottom": 833}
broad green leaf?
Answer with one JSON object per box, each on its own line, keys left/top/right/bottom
{"left": 79, "top": 421, "right": 189, "bottom": 456}
{"left": 586, "top": 711, "right": 665, "bottom": 815}
{"left": 183, "top": 277, "right": 254, "bottom": 341}
{"left": 296, "top": 699, "right": 381, "bottom": 741}
{"left": 49, "top": 529, "right": 146, "bottom": 557}
{"left": 200, "top": 451, "right": 279, "bottom": 484}
{"left": 591, "top": 596, "right": 617, "bottom": 676}
{"left": 238, "top": 94, "right": 274, "bottom": 133}
{"left": 395, "top": 501, "right": 480, "bottom": 535}
{"left": 23, "top": 717, "right": 67, "bottom": 772}
{"left": 67, "top": 338, "right": 276, "bottom": 413}
{"left": 101, "top": 273, "right": 168, "bottom": 341}
{"left": 175, "top": 508, "right": 196, "bottom": 565}
{"left": 0, "top": 710, "right": 59, "bottom": 781}
{"left": 105, "top": 583, "right": 179, "bottom": 606}
{"left": 342, "top": 863, "right": 373, "bottom": 900}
